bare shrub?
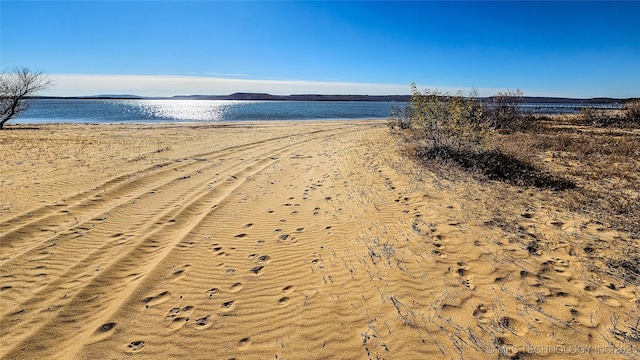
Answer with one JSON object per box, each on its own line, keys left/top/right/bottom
{"left": 580, "top": 101, "right": 640, "bottom": 127}
{"left": 624, "top": 100, "right": 640, "bottom": 124}
{"left": 579, "top": 107, "right": 617, "bottom": 127}
{"left": 388, "top": 103, "right": 414, "bottom": 130}
{"left": 486, "top": 89, "right": 529, "bottom": 131}
{"left": 0, "top": 68, "right": 52, "bottom": 129}
{"left": 390, "top": 84, "right": 573, "bottom": 189}
{"left": 408, "top": 83, "right": 490, "bottom": 154}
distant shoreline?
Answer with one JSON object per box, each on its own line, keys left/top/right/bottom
{"left": 29, "top": 92, "right": 638, "bottom": 104}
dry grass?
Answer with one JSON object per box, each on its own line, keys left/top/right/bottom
{"left": 394, "top": 113, "right": 639, "bottom": 239}
{"left": 496, "top": 118, "right": 640, "bottom": 238}
{"left": 392, "top": 111, "right": 640, "bottom": 300}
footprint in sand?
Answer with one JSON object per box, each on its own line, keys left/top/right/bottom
{"left": 127, "top": 340, "right": 145, "bottom": 352}
{"left": 430, "top": 233, "right": 449, "bottom": 258}
{"left": 548, "top": 258, "right": 570, "bottom": 273}
{"left": 250, "top": 265, "right": 264, "bottom": 274}
{"left": 142, "top": 290, "right": 170, "bottom": 308}
{"left": 176, "top": 241, "right": 197, "bottom": 249}
{"left": 432, "top": 249, "right": 447, "bottom": 259}
{"left": 206, "top": 287, "right": 221, "bottom": 297}
{"left": 499, "top": 316, "right": 528, "bottom": 336}
{"left": 166, "top": 264, "right": 190, "bottom": 281}
{"left": 278, "top": 297, "right": 290, "bottom": 306}
{"left": 456, "top": 262, "right": 475, "bottom": 290}
{"left": 256, "top": 255, "right": 270, "bottom": 262}
{"left": 194, "top": 315, "right": 212, "bottom": 329}
{"left": 521, "top": 212, "right": 534, "bottom": 219}
{"left": 164, "top": 305, "right": 194, "bottom": 330}
{"left": 221, "top": 300, "right": 236, "bottom": 311}
{"left": 97, "top": 322, "right": 116, "bottom": 333}
{"left": 229, "top": 282, "right": 244, "bottom": 293}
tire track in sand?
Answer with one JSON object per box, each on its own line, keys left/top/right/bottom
{"left": 0, "top": 125, "right": 367, "bottom": 359}
{"left": 0, "top": 126, "right": 344, "bottom": 263}
{"left": 0, "top": 128, "right": 344, "bottom": 320}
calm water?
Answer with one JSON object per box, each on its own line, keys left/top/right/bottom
{"left": 15, "top": 99, "right": 405, "bottom": 124}
{"left": 519, "top": 103, "right": 623, "bottom": 114}
{"left": 14, "top": 99, "right": 622, "bottom": 124}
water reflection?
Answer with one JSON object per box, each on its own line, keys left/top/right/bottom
{"left": 120, "top": 100, "right": 239, "bottom": 121}
{"left": 17, "top": 99, "right": 408, "bottom": 123}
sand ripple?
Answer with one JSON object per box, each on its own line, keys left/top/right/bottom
{"left": 0, "top": 121, "right": 638, "bottom": 359}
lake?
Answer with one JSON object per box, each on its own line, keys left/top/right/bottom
{"left": 15, "top": 99, "right": 405, "bottom": 124}
{"left": 13, "top": 99, "right": 623, "bottom": 124}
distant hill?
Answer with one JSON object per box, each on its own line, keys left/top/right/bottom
{"left": 87, "top": 94, "right": 143, "bottom": 99}
{"left": 31, "top": 94, "right": 143, "bottom": 100}
{"left": 171, "top": 93, "right": 411, "bottom": 102}
{"left": 170, "top": 93, "right": 634, "bottom": 104}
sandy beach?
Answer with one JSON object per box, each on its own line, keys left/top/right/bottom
{"left": 1, "top": 121, "right": 638, "bottom": 359}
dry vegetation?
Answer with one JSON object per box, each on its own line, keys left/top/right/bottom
{"left": 499, "top": 116, "right": 640, "bottom": 238}
{"left": 384, "top": 94, "right": 640, "bottom": 357}
{"left": 390, "top": 90, "right": 640, "bottom": 276}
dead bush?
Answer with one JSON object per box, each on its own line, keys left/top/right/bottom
{"left": 407, "top": 83, "right": 490, "bottom": 153}
{"left": 624, "top": 100, "right": 640, "bottom": 124}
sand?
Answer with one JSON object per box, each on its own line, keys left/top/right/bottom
{"left": 0, "top": 121, "right": 638, "bottom": 359}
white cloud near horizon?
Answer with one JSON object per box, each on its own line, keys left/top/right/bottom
{"left": 42, "top": 73, "right": 512, "bottom": 98}
{"left": 42, "top": 74, "right": 406, "bottom": 97}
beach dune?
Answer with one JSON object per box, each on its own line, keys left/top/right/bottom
{"left": 0, "top": 121, "right": 637, "bottom": 359}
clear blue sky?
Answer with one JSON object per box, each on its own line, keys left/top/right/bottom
{"left": 1, "top": 1, "right": 638, "bottom": 97}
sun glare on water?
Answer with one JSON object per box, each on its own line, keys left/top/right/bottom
{"left": 126, "top": 100, "right": 238, "bottom": 121}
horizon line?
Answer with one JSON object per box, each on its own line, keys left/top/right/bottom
{"left": 37, "top": 73, "right": 636, "bottom": 99}
{"left": 29, "top": 93, "right": 636, "bottom": 102}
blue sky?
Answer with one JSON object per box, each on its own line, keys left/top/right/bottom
{"left": 1, "top": 1, "right": 638, "bottom": 97}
